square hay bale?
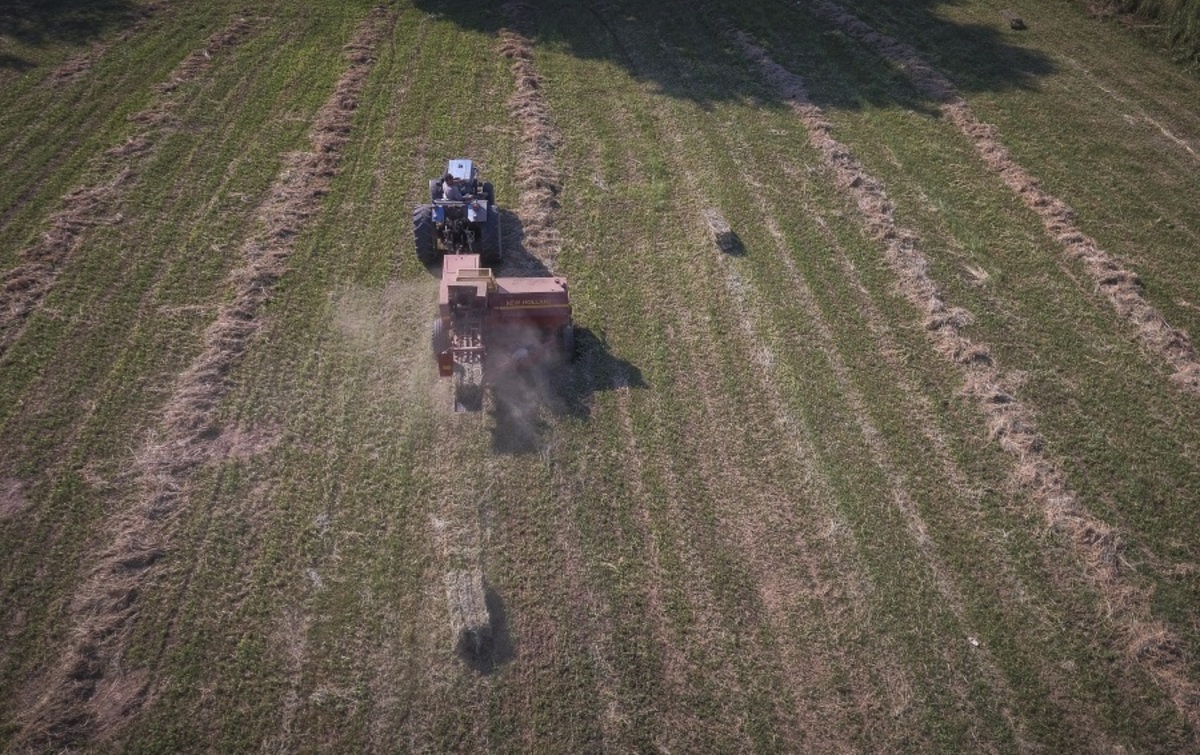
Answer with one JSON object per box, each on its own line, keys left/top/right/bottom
{"left": 443, "top": 568, "right": 492, "bottom": 658}
{"left": 1000, "top": 10, "right": 1027, "bottom": 30}
{"left": 701, "top": 208, "right": 737, "bottom": 253}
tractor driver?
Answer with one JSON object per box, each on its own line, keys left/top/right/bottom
{"left": 441, "top": 172, "right": 473, "bottom": 202}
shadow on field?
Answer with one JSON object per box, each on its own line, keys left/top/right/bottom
{"left": 493, "top": 208, "right": 553, "bottom": 278}
{"left": 459, "top": 586, "right": 515, "bottom": 674}
{"left": 413, "top": 0, "right": 1055, "bottom": 112}
{"left": 0, "top": 0, "right": 141, "bottom": 61}
{"left": 490, "top": 327, "right": 646, "bottom": 455}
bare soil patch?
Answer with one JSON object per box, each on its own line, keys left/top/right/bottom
{"left": 0, "top": 14, "right": 259, "bottom": 359}
{"left": 736, "top": 28, "right": 1200, "bottom": 740}
{"left": 0, "top": 476, "right": 29, "bottom": 519}
{"left": 7, "top": 10, "right": 395, "bottom": 749}
{"left": 809, "top": 0, "right": 1200, "bottom": 395}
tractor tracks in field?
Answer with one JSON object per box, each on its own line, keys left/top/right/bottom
{"left": 0, "top": 14, "right": 258, "bottom": 362}
{"left": 805, "top": 0, "right": 1200, "bottom": 396}
{"left": 8, "top": 10, "right": 395, "bottom": 749}
{"left": 735, "top": 32, "right": 1200, "bottom": 738}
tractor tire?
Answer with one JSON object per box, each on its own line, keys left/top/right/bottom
{"left": 413, "top": 204, "right": 437, "bottom": 265}
{"left": 429, "top": 179, "right": 442, "bottom": 203}
{"left": 431, "top": 317, "right": 448, "bottom": 356}
{"left": 482, "top": 181, "right": 495, "bottom": 205}
{"left": 560, "top": 324, "right": 576, "bottom": 363}
{"left": 481, "top": 206, "right": 502, "bottom": 265}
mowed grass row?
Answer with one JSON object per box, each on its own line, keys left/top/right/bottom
{"left": 0, "top": 2, "right": 250, "bottom": 269}
{"left": 535, "top": 0, "right": 1194, "bottom": 750}
{"left": 98, "top": 0, "right": 1198, "bottom": 751}
{"left": 732, "top": 0, "right": 1200, "bottom": 665}
{"left": 832, "top": 0, "right": 1200, "bottom": 337}
{"left": 1, "top": 0, "right": 1197, "bottom": 752}
{"left": 0, "top": 1, "right": 387, "bottom": 747}
{"left": 104, "top": 3, "right": 533, "bottom": 751}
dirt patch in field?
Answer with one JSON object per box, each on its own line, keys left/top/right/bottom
{"left": 0, "top": 14, "right": 259, "bottom": 359}
{"left": 737, "top": 28, "right": 1200, "bottom": 740}
{"left": 809, "top": 0, "right": 1200, "bottom": 396}
{"left": 499, "top": 1, "right": 563, "bottom": 270}
{"left": 0, "top": 476, "right": 29, "bottom": 519}
{"left": 7, "top": 10, "right": 395, "bottom": 749}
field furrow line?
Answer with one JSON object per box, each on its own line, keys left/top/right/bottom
{"left": 758, "top": 205, "right": 1031, "bottom": 745}
{"left": 702, "top": 258, "right": 912, "bottom": 749}
{"left": 736, "top": 33, "right": 1200, "bottom": 738}
{"left": 807, "top": 0, "right": 1200, "bottom": 395}
{"left": 7, "top": 10, "right": 395, "bottom": 749}
{"left": 499, "top": 1, "right": 562, "bottom": 271}
{"left": 628, "top": 110, "right": 892, "bottom": 749}
{"left": 0, "top": 13, "right": 258, "bottom": 361}
{"left": 616, "top": 242, "right": 825, "bottom": 748}
{"left": 812, "top": 210, "right": 1126, "bottom": 750}
{"left": 609, "top": 390, "right": 730, "bottom": 748}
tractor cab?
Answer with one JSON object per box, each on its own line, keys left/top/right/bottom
{"left": 414, "top": 158, "right": 501, "bottom": 264}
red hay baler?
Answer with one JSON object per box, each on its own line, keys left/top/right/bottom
{"left": 433, "top": 254, "right": 574, "bottom": 411}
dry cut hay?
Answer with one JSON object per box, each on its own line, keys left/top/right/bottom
{"left": 444, "top": 569, "right": 493, "bottom": 659}
{"left": 738, "top": 22, "right": 1200, "bottom": 737}
{"left": 49, "top": 2, "right": 165, "bottom": 85}
{"left": 7, "top": 10, "right": 395, "bottom": 750}
{"left": 500, "top": 1, "right": 563, "bottom": 270}
{"left": 809, "top": 0, "right": 1200, "bottom": 397}
{"left": 0, "top": 16, "right": 260, "bottom": 359}
{"left": 701, "top": 208, "right": 737, "bottom": 252}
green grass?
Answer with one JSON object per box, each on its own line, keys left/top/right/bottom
{"left": 2, "top": 0, "right": 1198, "bottom": 751}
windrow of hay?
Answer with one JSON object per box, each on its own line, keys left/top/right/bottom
{"left": 8, "top": 10, "right": 395, "bottom": 750}
{"left": 499, "top": 1, "right": 563, "bottom": 270}
{"left": 735, "top": 32, "right": 1200, "bottom": 739}
{"left": 0, "top": 14, "right": 259, "bottom": 359}
{"left": 807, "top": 0, "right": 1200, "bottom": 395}
{"left": 48, "top": 2, "right": 166, "bottom": 85}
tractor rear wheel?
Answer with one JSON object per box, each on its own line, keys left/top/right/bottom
{"left": 482, "top": 181, "right": 495, "bottom": 204}
{"left": 413, "top": 205, "right": 437, "bottom": 265}
{"left": 481, "top": 206, "right": 502, "bottom": 264}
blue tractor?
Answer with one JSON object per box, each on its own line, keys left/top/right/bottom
{"left": 413, "top": 159, "right": 502, "bottom": 265}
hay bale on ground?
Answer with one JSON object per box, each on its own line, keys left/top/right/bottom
{"left": 702, "top": 208, "right": 739, "bottom": 253}
{"left": 444, "top": 569, "right": 492, "bottom": 658}
{"left": 1001, "top": 10, "right": 1027, "bottom": 30}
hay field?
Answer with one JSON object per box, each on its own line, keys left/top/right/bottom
{"left": 2, "top": 0, "right": 1199, "bottom": 751}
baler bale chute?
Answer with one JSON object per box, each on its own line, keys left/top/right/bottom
{"left": 414, "top": 159, "right": 502, "bottom": 265}
{"left": 433, "top": 254, "right": 574, "bottom": 412}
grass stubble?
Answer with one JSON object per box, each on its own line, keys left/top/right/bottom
{"left": 6, "top": 9, "right": 396, "bottom": 750}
